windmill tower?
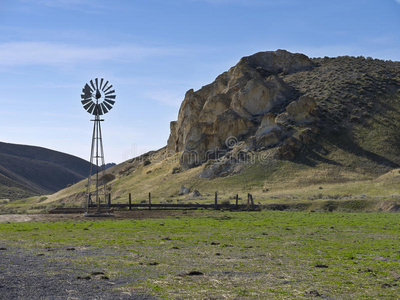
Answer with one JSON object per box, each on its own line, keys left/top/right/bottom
{"left": 81, "top": 78, "right": 116, "bottom": 215}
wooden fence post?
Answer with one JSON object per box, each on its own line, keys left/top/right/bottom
{"left": 108, "top": 193, "right": 111, "bottom": 207}
{"left": 129, "top": 193, "right": 132, "bottom": 211}
{"left": 236, "top": 194, "right": 239, "bottom": 208}
{"left": 250, "top": 194, "right": 255, "bottom": 211}
{"left": 149, "top": 192, "right": 152, "bottom": 210}
{"left": 247, "top": 193, "right": 250, "bottom": 211}
{"left": 215, "top": 191, "right": 218, "bottom": 210}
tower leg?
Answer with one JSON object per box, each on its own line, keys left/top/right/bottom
{"left": 85, "top": 115, "right": 108, "bottom": 215}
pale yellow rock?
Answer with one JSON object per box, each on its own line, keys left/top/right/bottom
{"left": 255, "top": 112, "right": 281, "bottom": 137}
{"left": 230, "top": 76, "right": 289, "bottom": 117}
{"left": 286, "top": 95, "right": 317, "bottom": 123}
{"left": 198, "top": 94, "right": 231, "bottom": 123}
{"left": 166, "top": 50, "right": 315, "bottom": 168}
{"left": 213, "top": 109, "right": 254, "bottom": 147}
{"left": 256, "top": 130, "right": 281, "bottom": 149}
{"left": 275, "top": 112, "right": 290, "bottom": 124}
{"left": 166, "top": 121, "right": 178, "bottom": 152}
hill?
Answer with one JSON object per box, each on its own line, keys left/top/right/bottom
{"left": 5, "top": 50, "right": 400, "bottom": 212}
{"left": 0, "top": 142, "right": 93, "bottom": 200}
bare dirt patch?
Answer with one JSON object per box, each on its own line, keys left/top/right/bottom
{"left": 0, "top": 210, "right": 202, "bottom": 223}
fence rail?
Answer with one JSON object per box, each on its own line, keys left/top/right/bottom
{"left": 90, "top": 203, "right": 254, "bottom": 210}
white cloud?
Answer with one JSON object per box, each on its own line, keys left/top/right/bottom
{"left": 0, "top": 42, "right": 186, "bottom": 68}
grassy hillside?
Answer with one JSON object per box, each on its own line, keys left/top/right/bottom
{"left": 6, "top": 147, "right": 400, "bottom": 214}
{"left": 0, "top": 142, "right": 93, "bottom": 201}
{"left": 3, "top": 54, "right": 400, "bottom": 213}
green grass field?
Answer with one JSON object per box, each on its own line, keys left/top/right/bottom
{"left": 1, "top": 210, "right": 400, "bottom": 299}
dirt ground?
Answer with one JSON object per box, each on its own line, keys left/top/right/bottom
{"left": 0, "top": 210, "right": 202, "bottom": 223}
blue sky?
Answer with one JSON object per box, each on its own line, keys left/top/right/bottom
{"left": 0, "top": 0, "right": 399, "bottom": 164}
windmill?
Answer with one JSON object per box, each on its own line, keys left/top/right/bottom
{"left": 81, "top": 78, "right": 116, "bottom": 215}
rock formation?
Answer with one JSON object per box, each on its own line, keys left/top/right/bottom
{"left": 167, "top": 50, "right": 318, "bottom": 169}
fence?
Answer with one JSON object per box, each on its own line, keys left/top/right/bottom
{"left": 89, "top": 192, "right": 258, "bottom": 211}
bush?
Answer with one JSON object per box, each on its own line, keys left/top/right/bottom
{"left": 143, "top": 159, "right": 151, "bottom": 166}
{"left": 172, "top": 167, "right": 181, "bottom": 174}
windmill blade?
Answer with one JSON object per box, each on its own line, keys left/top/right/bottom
{"left": 93, "top": 104, "right": 99, "bottom": 115}
{"left": 81, "top": 84, "right": 93, "bottom": 100}
{"left": 88, "top": 103, "right": 96, "bottom": 114}
{"left": 105, "top": 90, "right": 115, "bottom": 96}
{"left": 97, "top": 104, "right": 104, "bottom": 115}
{"left": 81, "top": 99, "right": 92, "bottom": 105}
{"left": 103, "top": 101, "right": 113, "bottom": 110}
{"left": 104, "top": 99, "right": 115, "bottom": 105}
{"left": 103, "top": 84, "right": 113, "bottom": 93}
{"left": 83, "top": 101, "right": 94, "bottom": 110}
{"left": 90, "top": 80, "right": 96, "bottom": 91}
{"left": 101, "top": 81, "right": 109, "bottom": 92}
{"left": 105, "top": 95, "right": 116, "bottom": 99}
{"left": 85, "top": 102, "right": 95, "bottom": 113}
{"left": 85, "top": 83, "right": 93, "bottom": 92}
{"left": 95, "top": 78, "right": 99, "bottom": 90}
{"left": 99, "top": 104, "right": 105, "bottom": 115}
{"left": 101, "top": 103, "right": 109, "bottom": 114}
{"left": 99, "top": 78, "right": 104, "bottom": 90}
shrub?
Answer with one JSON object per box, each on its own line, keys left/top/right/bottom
{"left": 172, "top": 167, "right": 181, "bottom": 174}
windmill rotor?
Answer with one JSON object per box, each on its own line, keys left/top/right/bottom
{"left": 81, "top": 78, "right": 116, "bottom": 116}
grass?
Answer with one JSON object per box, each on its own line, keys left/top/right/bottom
{"left": 3, "top": 155, "right": 400, "bottom": 213}
{"left": 1, "top": 210, "right": 400, "bottom": 299}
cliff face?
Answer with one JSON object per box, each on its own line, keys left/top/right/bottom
{"left": 167, "top": 50, "right": 317, "bottom": 169}
{"left": 167, "top": 49, "right": 400, "bottom": 179}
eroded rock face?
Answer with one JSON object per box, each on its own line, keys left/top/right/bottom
{"left": 167, "top": 121, "right": 178, "bottom": 152}
{"left": 286, "top": 95, "right": 317, "bottom": 123}
{"left": 167, "top": 49, "right": 318, "bottom": 169}
{"left": 240, "top": 49, "right": 313, "bottom": 75}
{"left": 231, "top": 76, "right": 289, "bottom": 117}
{"left": 255, "top": 112, "right": 280, "bottom": 137}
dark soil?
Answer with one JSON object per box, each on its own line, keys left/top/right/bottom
{"left": 0, "top": 245, "right": 158, "bottom": 300}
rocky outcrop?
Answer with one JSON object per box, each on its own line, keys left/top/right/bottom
{"left": 167, "top": 49, "right": 318, "bottom": 169}
{"left": 230, "top": 76, "right": 290, "bottom": 117}
{"left": 178, "top": 185, "right": 190, "bottom": 195}
{"left": 286, "top": 95, "right": 317, "bottom": 123}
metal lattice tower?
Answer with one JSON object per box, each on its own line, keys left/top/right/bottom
{"left": 80, "top": 78, "right": 116, "bottom": 215}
